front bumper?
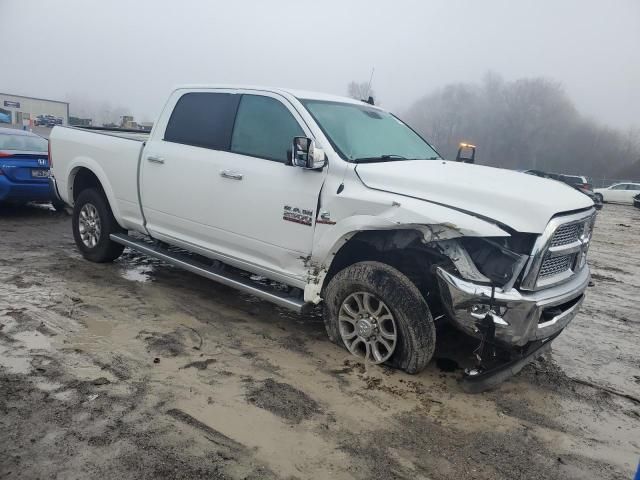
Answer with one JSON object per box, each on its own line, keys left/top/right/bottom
{"left": 436, "top": 265, "right": 589, "bottom": 347}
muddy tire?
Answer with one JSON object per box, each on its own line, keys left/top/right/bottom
{"left": 323, "top": 261, "right": 436, "bottom": 374}
{"left": 595, "top": 193, "right": 604, "bottom": 204}
{"left": 72, "top": 188, "right": 124, "bottom": 263}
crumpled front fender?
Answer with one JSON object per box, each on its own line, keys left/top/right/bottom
{"left": 304, "top": 191, "right": 511, "bottom": 303}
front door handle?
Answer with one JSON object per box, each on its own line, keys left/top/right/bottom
{"left": 147, "top": 155, "right": 165, "bottom": 164}
{"left": 220, "top": 170, "right": 243, "bottom": 180}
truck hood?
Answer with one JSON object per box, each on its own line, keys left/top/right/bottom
{"left": 355, "top": 160, "right": 593, "bottom": 233}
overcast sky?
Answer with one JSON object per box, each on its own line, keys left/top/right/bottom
{"left": 2, "top": 0, "right": 638, "bottom": 128}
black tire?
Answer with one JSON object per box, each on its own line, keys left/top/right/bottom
{"left": 72, "top": 188, "right": 125, "bottom": 263}
{"left": 595, "top": 193, "right": 604, "bottom": 204}
{"left": 323, "top": 261, "right": 436, "bottom": 374}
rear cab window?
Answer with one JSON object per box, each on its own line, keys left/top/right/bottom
{"left": 164, "top": 92, "right": 240, "bottom": 150}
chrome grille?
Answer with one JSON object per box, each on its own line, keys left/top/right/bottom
{"left": 550, "top": 222, "right": 584, "bottom": 247}
{"left": 539, "top": 254, "right": 575, "bottom": 278}
{"left": 520, "top": 209, "right": 597, "bottom": 290}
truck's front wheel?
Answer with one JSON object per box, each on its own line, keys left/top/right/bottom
{"left": 323, "top": 261, "right": 436, "bottom": 374}
{"left": 72, "top": 188, "right": 124, "bottom": 263}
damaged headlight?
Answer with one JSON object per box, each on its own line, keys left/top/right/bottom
{"left": 438, "top": 234, "right": 534, "bottom": 290}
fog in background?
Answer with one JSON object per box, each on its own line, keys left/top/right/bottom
{"left": 2, "top": 0, "right": 639, "bottom": 176}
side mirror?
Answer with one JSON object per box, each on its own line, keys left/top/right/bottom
{"left": 291, "top": 136, "right": 326, "bottom": 170}
{"left": 456, "top": 142, "right": 476, "bottom": 164}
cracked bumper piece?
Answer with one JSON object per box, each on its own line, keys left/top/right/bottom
{"left": 435, "top": 266, "right": 589, "bottom": 347}
{"left": 460, "top": 331, "right": 561, "bottom": 393}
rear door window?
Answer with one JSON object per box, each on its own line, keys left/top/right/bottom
{"left": 164, "top": 92, "right": 240, "bottom": 150}
{"left": 231, "top": 95, "right": 304, "bottom": 162}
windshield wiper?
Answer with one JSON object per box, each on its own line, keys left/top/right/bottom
{"left": 353, "top": 154, "right": 408, "bottom": 163}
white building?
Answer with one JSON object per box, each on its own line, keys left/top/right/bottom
{"left": 0, "top": 92, "right": 69, "bottom": 127}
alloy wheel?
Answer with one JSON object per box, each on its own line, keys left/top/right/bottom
{"left": 338, "top": 291, "right": 397, "bottom": 364}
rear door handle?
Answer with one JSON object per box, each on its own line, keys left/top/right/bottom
{"left": 220, "top": 170, "right": 243, "bottom": 180}
{"left": 147, "top": 155, "right": 165, "bottom": 164}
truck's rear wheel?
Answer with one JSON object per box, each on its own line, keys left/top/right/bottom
{"left": 72, "top": 188, "right": 124, "bottom": 263}
{"left": 323, "top": 261, "right": 436, "bottom": 374}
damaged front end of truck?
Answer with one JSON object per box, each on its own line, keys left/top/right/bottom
{"left": 433, "top": 209, "right": 596, "bottom": 392}
{"left": 313, "top": 197, "right": 596, "bottom": 391}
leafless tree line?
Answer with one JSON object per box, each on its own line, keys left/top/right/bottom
{"left": 401, "top": 73, "right": 640, "bottom": 178}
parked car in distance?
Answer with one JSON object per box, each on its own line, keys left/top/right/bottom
{"left": 0, "top": 127, "right": 65, "bottom": 210}
{"left": 522, "top": 170, "right": 602, "bottom": 210}
{"left": 35, "top": 115, "right": 63, "bottom": 128}
{"left": 551, "top": 174, "right": 602, "bottom": 210}
{"left": 35, "top": 115, "right": 53, "bottom": 127}
{"left": 50, "top": 85, "right": 596, "bottom": 389}
{"left": 594, "top": 183, "right": 640, "bottom": 204}
{"left": 521, "top": 169, "right": 548, "bottom": 178}
{"left": 556, "top": 174, "right": 592, "bottom": 191}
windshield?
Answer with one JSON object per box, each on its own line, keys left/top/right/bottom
{"left": 0, "top": 133, "right": 48, "bottom": 152}
{"left": 301, "top": 100, "right": 440, "bottom": 163}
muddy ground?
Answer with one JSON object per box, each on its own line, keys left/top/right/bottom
{"left": 0, "top": 203, "right": 638, "bottom": 479}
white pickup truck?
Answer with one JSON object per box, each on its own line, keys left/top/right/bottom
{"left": 49, "top": 85, "right": 596, "bottom": 388}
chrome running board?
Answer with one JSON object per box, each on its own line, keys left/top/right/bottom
{"left": 110, "top": 233, "right": 306, "bottom": 312}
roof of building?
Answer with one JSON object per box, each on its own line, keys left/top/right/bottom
{"left": 0, "top": 92, "right": 69, "bottom": 105}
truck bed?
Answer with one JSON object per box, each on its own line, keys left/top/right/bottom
{"left": 68, "top": 126, "right": 150, "bottom": 142}
{"left": 49, "top": 125, "right": 147, "bottom": 231}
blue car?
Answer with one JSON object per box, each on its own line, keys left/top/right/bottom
{"left": 0, "top": 127, "right": 64, "bottom": 210}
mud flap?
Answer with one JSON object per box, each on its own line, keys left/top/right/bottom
{"left": 459, "top": 331, "right": 562, "bottom": 394}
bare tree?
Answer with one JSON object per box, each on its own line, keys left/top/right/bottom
{"left": 403, "top": 74, "right": 640, "bottom": 178}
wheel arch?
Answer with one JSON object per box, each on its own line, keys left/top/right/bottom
{"left": 322, "top": 259, "right": 437, "bottom": 373}
{"left": 311, "top": 228, "right": 455, "bottom": 318}
{"left": 67, "top": 160, "right": 123, "bottom": 226}
{"left": 70, "top": 167, "right": 102, "bottom": 201}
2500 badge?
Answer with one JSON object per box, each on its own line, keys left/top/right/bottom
{"left": 283, "top": 205, "right": 313, "bottom": 226}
